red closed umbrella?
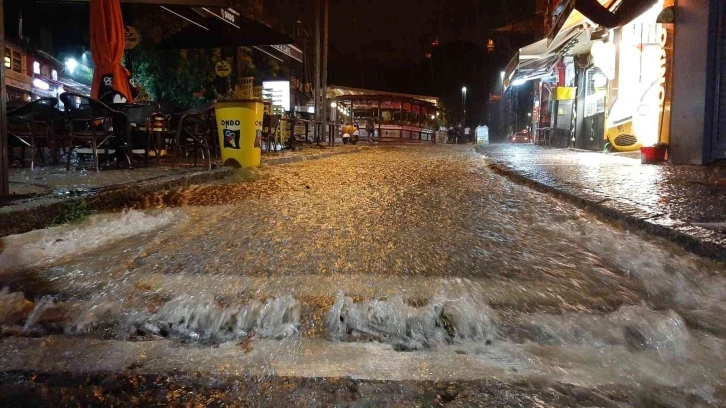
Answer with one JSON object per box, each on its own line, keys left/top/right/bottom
{"left": 89, "top": 0, "right": 133, "bottom": 103}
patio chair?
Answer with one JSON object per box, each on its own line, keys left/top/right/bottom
{"left": 124, "top": 101, "right": 161, "bottom": 165}
{"left": 165, "top": 103, "right": 216, "bottom": 170}
{"left": 8, "top": 97, "right": 63, "bottom": 169}
{"left": 59, "top": 92, "right": 132, "bottom": 172}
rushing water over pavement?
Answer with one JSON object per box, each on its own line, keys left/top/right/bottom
{"left": 1, "top": 145, "right": 725, "bottom": 406}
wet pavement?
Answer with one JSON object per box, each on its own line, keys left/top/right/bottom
{"left": 478, "top": 144, "right": 726, "bottom": 224}
{"left": 1, "top": 144, "right": 726, "bottom": 406}
{"left": 478, "top": 144, "right": 726, "bottom": 258}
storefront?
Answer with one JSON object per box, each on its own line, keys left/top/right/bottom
{"left": 602, "top": 0, "right": 673, "bottom": 152}
{"left": 504, "top": 0, "right": 674, "bottom": 152}
{"left": 328, "top": 87, "right": 440, "bottom": 142}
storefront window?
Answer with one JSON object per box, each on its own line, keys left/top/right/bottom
{"left": 584, "top": 68, "right": 607, "bottom": 117}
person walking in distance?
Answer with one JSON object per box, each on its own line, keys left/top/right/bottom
{"left": 366, "top": 117, "right": 375, "bottom": 143}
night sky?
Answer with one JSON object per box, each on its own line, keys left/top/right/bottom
{"left": 269, "top": 0, "right": 536, "bottom": 123}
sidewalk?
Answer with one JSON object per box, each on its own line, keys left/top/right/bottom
{"left": 476, "top": 144, "right": 726, "bottom": 259}
{"left": 0, "top": 145, "right": 367, "bottom": 236}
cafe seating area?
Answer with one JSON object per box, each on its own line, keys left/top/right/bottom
{"left": 8, "top": 93, "right": 222, "bottom": 172}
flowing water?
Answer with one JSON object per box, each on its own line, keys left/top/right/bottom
{"left": 0, "top": 145, "right": 725, "bottom": 406}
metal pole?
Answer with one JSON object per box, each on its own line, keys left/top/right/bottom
{"left": 322, "top": 0, "right": 330, "bottom": 146}
{"left": 313, "top": 0, "right": 321, "bottom": 144}
{"left": 0, "top": 0, "right": 9, "bottom": 198}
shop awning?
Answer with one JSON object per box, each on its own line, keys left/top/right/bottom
{"left": 504, "top": 53, "right": 561, "bottom": 89}
{"left": 548, "top": 0, "right": 658, "bottom": 43}
{"left": 157, "top": 6, "right": 292, "bottom": 49}
{"left": 504, "top": 22, "right": 605, "bottom": 90}
{"left": 503, "top": 25, "right": 586, "bottom": 89}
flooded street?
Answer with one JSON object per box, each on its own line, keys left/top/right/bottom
{"left": 1, "top": 145, "right": 725, "bottom": 406}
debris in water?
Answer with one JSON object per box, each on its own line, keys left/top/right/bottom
{"left": 0, "top": 288, "right": 33, "bottom": 325}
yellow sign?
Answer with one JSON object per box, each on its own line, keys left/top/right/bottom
{"left": 215, "top": 61, "right": 232, "bottom": 78}
{"left": 124, "top": 26, "right": 140, "bottom": 50}
{"left": 555, "top": 87, "right": 576, "bottom": 100}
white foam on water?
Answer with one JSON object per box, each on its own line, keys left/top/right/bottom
{"left": 133, "top": 294, "right": 301, "bottom": 342}
{"left": 518, "top": 305, "right": 692, "bottom": 361}
{"left": 0, "top": 209, "right": 182, "bottom": 272}
{"left": 326, "top": 292, "right": 497, "bottom": 350}
{"left": 23, "top": 296, "right": 55, "bottom": 333}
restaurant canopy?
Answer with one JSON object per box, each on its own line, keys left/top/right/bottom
{"left": 157, "top": 6, "right": 292, "bottom": 49}
{"left": 328, "top": 86, "right": 440, "bottom": 107}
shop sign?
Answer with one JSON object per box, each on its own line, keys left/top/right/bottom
{"left": 202, "top": 7, "right": 239, "bottom": 25}
{"left": 215, "top": 61, "right": 232, "bottom": 77}
{"left": 402, "top": 102, "right": 412, "bottom": 112}
{"left": 352, "top": 100, "right": 378, "bottom": 109}
{"left": 219, "top": 8, "right": 239, "bottom": 25}
{"left": 270, "top": 44, "right": 304, "bottom": 63}
{"left": 125, "top": 26, "right": 140, "bottom": 50}
{"left": 412, "top": 105, "right": 421, "bottom": 114}
{"left": 380, "top": 100, "right": 401, "bottom": 109}
{"left": 6, "top": 75, "right": 31, "bottom": 92}
{"left": 658, "top": 23, "right": 674, "bottom": 144}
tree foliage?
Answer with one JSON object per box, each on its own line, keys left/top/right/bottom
{"left": 129, "top": 0, "right": 286, "bottom": 108}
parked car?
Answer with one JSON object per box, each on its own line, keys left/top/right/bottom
{"left": 510, "top": 130, "right": 532, "bottom": 144}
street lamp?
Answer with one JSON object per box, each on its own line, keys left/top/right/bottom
{"left": 461, "top": 86, "right": 467, "bottom": 123}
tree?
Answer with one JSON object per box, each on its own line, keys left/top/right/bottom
{"left": 129, "top": 0, "right": 275, "bottom": 108}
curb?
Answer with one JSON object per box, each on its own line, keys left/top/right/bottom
{"left": 475, "top": 145, "right": 726, "bottom": 261}
{"left": 0, "top": 147, "right": 368, "bottom": 237}
{"left": 0, "top": 168, "right": 234, "bottom": 237}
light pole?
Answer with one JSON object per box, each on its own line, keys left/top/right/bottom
{"left": 461, "top": 86, "right": 467, "bottom": 124}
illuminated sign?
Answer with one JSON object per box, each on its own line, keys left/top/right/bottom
{"left": 262, "top": 81, "right": 290, "bottom": 112}
{"left": 220, "top": 8, "right": 237, "bottom": 24}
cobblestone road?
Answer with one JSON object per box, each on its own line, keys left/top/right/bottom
{"left": 1, "top": 144, "right": 725, "bottom": 407}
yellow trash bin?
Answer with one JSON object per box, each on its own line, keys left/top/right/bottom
{"left": 214, "top": 100, "right": 263, "bottom": 168}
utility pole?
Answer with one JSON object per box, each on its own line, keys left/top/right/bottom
{"left": 314, "top": 0, "right": 321, "bottom": 144}
{"left": 321, "top": 0, "right": 330, "bottom": 145}
{"left": 0, "top": 0, "right": 8, "bottom": 198}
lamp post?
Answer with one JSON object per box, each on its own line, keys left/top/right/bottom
{"left": 461, "top": 86, "right": 467, "bottom": 124}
